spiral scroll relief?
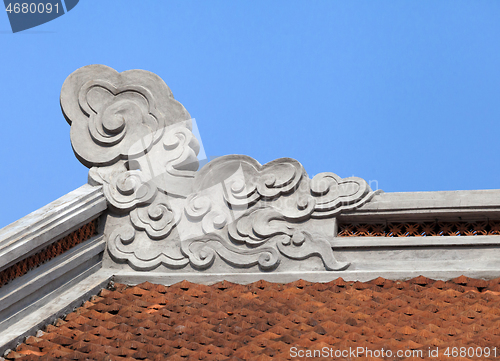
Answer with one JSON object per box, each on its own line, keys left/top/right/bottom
{"left": 61, "top": 65, "right": 191, "bottom": 168}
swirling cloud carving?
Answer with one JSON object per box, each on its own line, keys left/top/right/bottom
{"left": 61, "top": 65, "right": 190, "bottom": 168}
{"left": 130, "top": 194, "right": 180, "bottom": 240}
{"left": 193, "top": 155, "right": 305, "bottom": 208}
{"left": 311, "top": 173, "right": 376, "bottom": 218}
{"left": 61, "top": 65, "right": 380, "bottom": 273}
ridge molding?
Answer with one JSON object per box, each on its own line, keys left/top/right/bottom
{"left": 0, "top": 184, "right": 106, "bottom": 273}
{"left": 59, "top": 65, "right": 500, "bottom": 276}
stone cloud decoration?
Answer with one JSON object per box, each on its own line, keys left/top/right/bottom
{"left": 61, "top": 65, "right": 378, "bottom": 273}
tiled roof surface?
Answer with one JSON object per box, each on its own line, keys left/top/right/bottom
{"left": 6, "top": 276, "right": 500, "bottom": 361}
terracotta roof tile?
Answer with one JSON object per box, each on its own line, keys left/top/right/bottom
{"left": 8, "top": 276, "right": 500, "bottom": 360}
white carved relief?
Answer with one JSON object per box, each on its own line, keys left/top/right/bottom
{"left": 61, "top": 65, "right": 378, "bottom": 272}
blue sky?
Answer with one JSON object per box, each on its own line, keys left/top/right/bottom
{"left": 1, "top": 1, "right": 500, "bottom": 229}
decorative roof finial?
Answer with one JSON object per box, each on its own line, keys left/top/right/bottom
{"left": 62, "top": 65, "right": 378, "bottom": 272}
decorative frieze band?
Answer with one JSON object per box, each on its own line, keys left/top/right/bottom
{"left": 0, "top": 219, "right": 97, "bottom": 289}
{"left": 338, "top": 220, "right": 500, "bottom": 237}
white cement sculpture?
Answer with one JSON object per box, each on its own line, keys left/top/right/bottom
{"left": 61, "top": 65, "right": 378, "bottom": 272}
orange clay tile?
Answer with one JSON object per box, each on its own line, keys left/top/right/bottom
{"left": 7, "top": 276, "right": 500, "bottom": 360}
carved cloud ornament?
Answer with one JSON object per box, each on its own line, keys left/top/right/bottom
{"left": 61, "top": 65, "right": 379, "bottom": 272}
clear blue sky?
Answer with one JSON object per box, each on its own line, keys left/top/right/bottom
{"left": 1, "top": 1, "right": 500, "bottom": 229}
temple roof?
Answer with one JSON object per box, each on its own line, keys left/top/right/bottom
{"left": 2, "top": 65, "right": 500, "bottom": 357}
